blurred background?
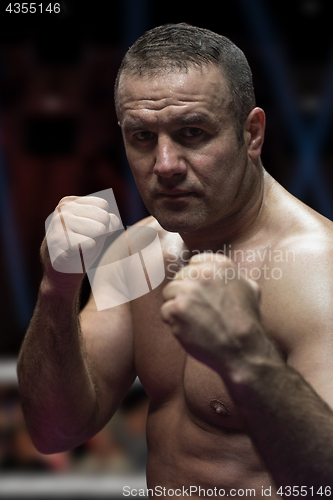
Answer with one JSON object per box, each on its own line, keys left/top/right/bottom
{"left": 0, "top": 0, "right": 333, "bottom": 497}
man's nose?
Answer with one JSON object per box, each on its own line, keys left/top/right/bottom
{"left": 153, "top": 136, "right": 187, "bottom": 178}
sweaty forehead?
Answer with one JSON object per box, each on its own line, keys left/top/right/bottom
{"left": 117, "top": 66, "right": 231, "bottom": 122}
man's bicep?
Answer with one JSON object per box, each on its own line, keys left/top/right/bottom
{"left": 287, "top": 322, "right": 333, "bottom": 409}
{"left": 79, "top": 295, "right": 136, "bottom": 421}
{"left": 277, "top": 245, "right": 333, "bottom": 407}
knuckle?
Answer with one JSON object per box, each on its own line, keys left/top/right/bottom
{"left": 99, "top": 211, "right": 110, "bottom": 226}
{"left": 95, "top": 220, "right": 107, "bottom": 234}
{"left": 85, "top": 197, "right": 108, "bottom": 211}
{"left": 109, "top": 214, "right": 120, "bottom": 231}
{"left": 58, "top": 210, "right": 73, "bottom": 227}
{"left": 80, "top": 238, "right": 96, "bottom": 251}
{"left": 57, "top": 195, "right": 79, "bottom": 207}
{"left": 198, "top": 262, "right": 214, "bottom": 273}
{"left": 99, "top": 199, "right": 109, "bottom": 211}
{"left": 251, "top": 280, "right": 261, "bottom": 300}
{"left": 174, "top": 296, "right": 190, "bottom": 315}
{"left": 219, "top": 258, "right": 234, "bottom": 270}
{"left": 162, "top": 282, "right": 171, "bottom": 297}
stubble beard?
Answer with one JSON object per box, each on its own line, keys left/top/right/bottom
{"left": 149, "top": 203, "right": 210, "bottom": 234}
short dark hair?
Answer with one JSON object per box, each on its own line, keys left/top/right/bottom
{"left": 114, "top": 23, "right": 256, "bottom": 143}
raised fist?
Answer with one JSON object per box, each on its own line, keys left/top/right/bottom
{"left": 44, "top": 191, "right": 120, "bottom": 275}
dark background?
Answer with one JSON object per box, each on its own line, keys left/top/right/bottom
{"left": 0, "top": 0, "right": 332, "bottom": 348}
{"left": 0, "top": 0, "right": 332, "bottom": 494}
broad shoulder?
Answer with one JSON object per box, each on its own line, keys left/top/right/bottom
{"left": 259, "top": 182, "right": 333, "bottom": 367}
{"left": 256, "top": 181, "right": 333, "bottom": 403}
{"left": 258, "top": 176, "right": 333, "bottom": 279}
{"left": 266, "top": 180, "right": 333, "bottom": 280}
{"left": 261, "top": 222, "right": 333, "bottom": 335}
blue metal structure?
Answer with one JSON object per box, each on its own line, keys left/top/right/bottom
{"left": 0, "top": 146, "right": 33, "bottom": 328}
{"left": 120, "top": 0, "right": 151, "bottom": 225}
{"left": 237, "top": 0, "right": 333, "bottom": 220}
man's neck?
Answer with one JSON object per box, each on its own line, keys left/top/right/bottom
{"left": 179, "top": 168, "right": 268, "bottom": 255}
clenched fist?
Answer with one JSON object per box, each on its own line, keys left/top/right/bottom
{"left": 161, "top": 253, "right": 281, "bottom": 377}
{"left": 42, "top": 195, "right": 119, "bottom": 287}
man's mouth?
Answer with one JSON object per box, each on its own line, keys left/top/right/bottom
{"left": 156, "top": 190, "right": 196, "bottom": 198}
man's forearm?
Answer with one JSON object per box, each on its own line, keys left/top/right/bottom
{"left": 17, "top": 277, "right": 99, "bottom": 454}
{"left": 223, "top": 348, "right": 333, "bottom": 492}
{"left": 162, "top": 254, "right": 333, "bottom": 494}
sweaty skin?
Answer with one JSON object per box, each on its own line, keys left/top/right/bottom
{"left": 106, "top": 66, "right": 333, "bottom": 495}
{"left": 18, "top": 66, "right": 333, "bottom": 498}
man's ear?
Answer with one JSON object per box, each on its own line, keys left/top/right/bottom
{"left": 244, "top": 107, "right": 265, "bottom": 160}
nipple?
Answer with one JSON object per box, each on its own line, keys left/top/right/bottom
{"left": 210, "top": 399, "right": 231, "bottom": 417}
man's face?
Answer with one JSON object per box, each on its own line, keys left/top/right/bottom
{"left": 117, "top": 65, "right": 251, "bottom": 234}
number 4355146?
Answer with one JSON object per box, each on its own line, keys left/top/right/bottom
{"left": 6, "top": 3, "right": 61, "bottom": 13}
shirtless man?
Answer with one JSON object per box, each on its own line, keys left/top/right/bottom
{"left": 17, "top": 24, "right": 333, "bottom": 498}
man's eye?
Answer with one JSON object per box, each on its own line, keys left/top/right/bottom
{"left": 182, "top": 127, "right": 203, "bottom": 138}
{"left": 134, "top": 131, "right": 155, "bottom": 141}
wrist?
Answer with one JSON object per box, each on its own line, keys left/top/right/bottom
{"left": 40, "top": 272, "right": 83, "bottom": 302}
{"left": 215, "top": 323, "right": 284, "bottom": 385}
{"left": 219, "top": 347, "right": 286, "bottom": 398}
{"left": 40, "top": 238, "right": 85, "bottom": 296}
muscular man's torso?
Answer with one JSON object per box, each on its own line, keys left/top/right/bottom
{"left": 130, "top": 228, "right": 282, "bottom": 498}
{"left": 105, "top": 176, "right": 333, "bottom": 498}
